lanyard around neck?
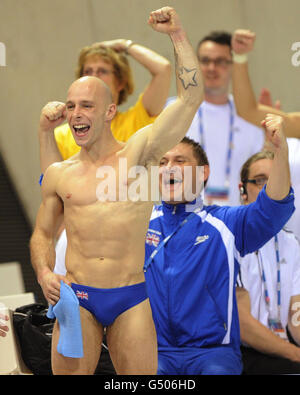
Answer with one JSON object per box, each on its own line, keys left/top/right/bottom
{"left": 143, "top": 207, "right": 201, "bottom": 272}
{"left": 198, "top": 99, "right": 234, "bottom": 187}
{"left": 257, "top": 234, "right": 281, "bottom": 320}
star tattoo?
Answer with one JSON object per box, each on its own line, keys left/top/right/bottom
{"left": 178, "top": 67, "right": 198, "bottom": 90}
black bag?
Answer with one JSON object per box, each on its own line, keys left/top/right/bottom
{"left": 13, "top": 303, "right": 116, "bottom": 375}
{"left": 13, "top": 303, "right": 54, "bottom": 375}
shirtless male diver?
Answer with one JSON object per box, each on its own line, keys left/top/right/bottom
{"left": 30, "top": 7, "right": 203, "bottom": 375}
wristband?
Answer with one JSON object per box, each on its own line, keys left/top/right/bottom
{"left": 232, "top": 52, "right": 248, "bottom": 64}
{"left": 125, "top": 40, "right": 134, "bottom": 54}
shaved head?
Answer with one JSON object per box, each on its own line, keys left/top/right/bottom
{"left": 68, "top": 76, "right": 113, "bottom": 106}
{"left": 65, "top": 75, "right": 117, "bottom": 148}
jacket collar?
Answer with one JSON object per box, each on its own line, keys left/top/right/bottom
{"left": 162, "top": 197, "right": 203, "bottom": 218}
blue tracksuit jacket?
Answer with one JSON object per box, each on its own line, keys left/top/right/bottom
{"left": 144, "top": 187, "right": 295, "bottom": 354}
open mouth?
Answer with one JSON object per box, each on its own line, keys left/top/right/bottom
{"left": 163, "top": 175, "right": 182, "bottom": 187}
{"left": 168, "top": 178, "right": 181, "bottom": 185}
{"left": 161, "top": 175, "right": 183, "bottom": 201}
{"left": 73, "top": 124, "right": 90, "bottom": 137}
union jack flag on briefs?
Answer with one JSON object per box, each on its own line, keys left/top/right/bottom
{"left": 146, "top": 232, "right": 160, "bottom": 247}
{"left": 76, "top": 290, "right": 89, "bottom": 300}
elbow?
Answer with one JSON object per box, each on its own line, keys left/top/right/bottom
{"left": 162, "top": 59, "right": 172, "bottom": 73}
{"left": 30, "top": 227, "right": 52, "bottom": 249}
{"left": 151, "top": 58, "right": 172, "bottom": 78}
{"left": 157, "top": 60, "right": 172, "bottom": 82}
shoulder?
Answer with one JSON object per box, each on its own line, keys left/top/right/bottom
{"left": 44, "top": 161, "right": 65, "bottom": 179}
{"left": 42, "top": 160, "right": 75, "bottom": 193}
{"left": 200, "top": 203, "right": 256, "bottom": 239}
{"left": 202, "top": 203, "right": 242, "bottom": 221}
{"left": 197, "top": 204, "right": 235, "bottom": 230}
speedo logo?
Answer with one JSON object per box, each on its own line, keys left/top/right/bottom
{"left": 194, "top": 235, "right": 209, "bottom": 245}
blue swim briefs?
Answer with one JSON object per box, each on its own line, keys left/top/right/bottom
{"left": 71, "top": 282, "right": 148, "bottom": 327}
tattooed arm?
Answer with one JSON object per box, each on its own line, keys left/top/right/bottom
{"left": 132, "top": 6, "right": 203, "bottom": 161}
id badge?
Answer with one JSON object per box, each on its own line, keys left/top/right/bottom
{"left": 205, "top": 186, "right": 229, "bottom": 206}
{"left": 268, "top": 318, "right": 288, "bottom": 340}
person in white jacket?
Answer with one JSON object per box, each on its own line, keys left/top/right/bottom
{"left": 237, "top": 150, "right": 300, "bottom": 375}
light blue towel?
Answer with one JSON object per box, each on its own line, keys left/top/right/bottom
{"left": 47, "top": 281, "right": 84, "bottom": 358}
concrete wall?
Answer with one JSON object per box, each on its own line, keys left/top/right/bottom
{"left": 0, "top": 0, "right": 299, "bottom": 225}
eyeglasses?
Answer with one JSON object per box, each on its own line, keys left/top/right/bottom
{"left": 198, "top": 56, "right": 233, "bottom": 68}
{"left": 82, "top": 67, "right": 115, "bottom": 77}
{"left": 245, "top": 177, "right": 268, "bottom": 188}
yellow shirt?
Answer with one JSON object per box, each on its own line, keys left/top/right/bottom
{"left": 54, "top": 94, "right": 156, "bottom": 160}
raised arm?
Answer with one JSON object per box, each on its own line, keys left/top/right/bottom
{"left": 30, "top": 163, "right": 69, "bottom": 305}
{"left": 138, "top": 7, "right": 202, "bottom": 160}
{"left": 97, "top": 39, "right": 171, "bottom": 116}
{"left": 39, "top": 102, "right": 67, "bottom": 173}
{"left": 263, "top": 114, "right": 290, "bottom": 200}
{"left": 229, "top": 114, "right": 293, "bottom": 256}
{"left": 231, "top": 30, "right": 300, "bottom": 138}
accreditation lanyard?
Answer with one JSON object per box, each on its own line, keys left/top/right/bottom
{"left": 143, "top": 208, "right": 200, "bottom": 272}
{"left": 258, "top": 234, "right": 282, "bottom": 321}
{"left": 198, "top": 99, "right": 235, "bottom": 188}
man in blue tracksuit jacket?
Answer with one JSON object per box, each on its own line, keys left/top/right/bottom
{"left": 144, "top": 114, "right": 295, "bottom": 375}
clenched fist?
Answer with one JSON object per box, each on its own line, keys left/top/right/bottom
{"left": 262, "top": 114, "right": 287, "bottom": 151}
{"left": 148, "top": 7, "right": 182, "bottom": 35}
{"left": 231, "top": 29, "right": 256, "bottom": 55}
{"left": 40, "top": 101, "right": 67, "bottom": 133}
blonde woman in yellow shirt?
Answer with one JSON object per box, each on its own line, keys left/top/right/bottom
{"left": 39, "top": 40, "right": 171, "bottom": 173}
